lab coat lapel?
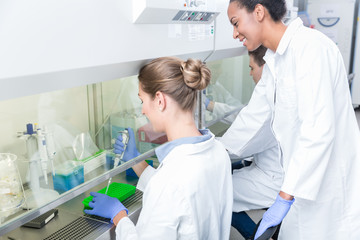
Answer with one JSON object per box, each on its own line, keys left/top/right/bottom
{"left": 263, "top": 51, "right": 277, "bottom": 110}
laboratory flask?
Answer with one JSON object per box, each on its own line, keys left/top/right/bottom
{"left": 0, "top": 153, "right": 25, "bottom": 213}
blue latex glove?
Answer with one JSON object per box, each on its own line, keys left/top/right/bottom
{"left": 254, "top": 194, "right": 295, "bottom": 240}
{"left": 114, "top": 127, "right": 140, "bottom": 162}
{"left": 84, "top": 192, "right": 128, "bottom": 223}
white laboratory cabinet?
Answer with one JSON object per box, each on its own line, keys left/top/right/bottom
{"left": 352, "top": 4, "right": 360, "bottom": 106}
{"left": 0, "top": 0, "right": 246, "bottom": 101}
{"left": 0, "top": 0, "right": 254, "bottom": 238}
{"left": 307, "top": 0, "right": 356, "bottom": 74}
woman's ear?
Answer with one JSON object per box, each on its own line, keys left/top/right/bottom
{"left": 254, "top": 4, "right": 265, "bottom": 22}
{"left": 155, "top": 91, "right": 166, "bottom": 112}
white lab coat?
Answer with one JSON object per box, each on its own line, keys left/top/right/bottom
{"left": 220, "top": 83, "right": 284, "bottom": 212}
{"left": 212, "top": 102, "right": 244, "bottom": 125}
{"left": 222, "top": 18, "right": 360, "bottom": 239}
{"left": 206, "top": 81, "right": 244, "bottom": 124}
{"left": 207, "top": 81, "right": 242, "bottom": 107}
{"left": 115, "top": 133, "right": 233, "bottom": 239}
{"left": 231, "top": 146, "right": 283, "bottom": 212}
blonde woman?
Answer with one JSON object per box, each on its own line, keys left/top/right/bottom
{"left": 85, "top": 57, "right": 233, "bottom": 240}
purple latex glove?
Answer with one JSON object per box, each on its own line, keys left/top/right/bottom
{"left": 114, "top": 127, "right": 140, "bottom": 162}
{"left": 204, "top": 96, "right": 210, "bottom": 108}
{"left": 84, "top": 192, "right": 128, "bottom": 223}
{"left": 201, "top": 90, "right": 211, "bottom": 109}
{"left": 254, "top": 194, "right": 294, "bottom": 239}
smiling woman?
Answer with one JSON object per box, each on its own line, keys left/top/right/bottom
{"left": 221, "top": 0, "right": 360, "bottom": 239}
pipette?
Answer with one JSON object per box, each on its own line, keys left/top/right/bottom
{"left": 22, "top": 123, "right": 41, "bottom": 191}
{"left": 36, "top": 127, "right": 49, "bottom": 185}
{"left": 113, "top": 130, "right": 129, "bottom": 167}
{"left": 44, "top": 126, "right": 56, "bottom": 177}
{"left": 105, "top": 130, "right": 129, "bottom": 195}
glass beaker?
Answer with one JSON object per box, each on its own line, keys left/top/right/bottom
{"left": 0, "top": 153, "right": 24, "bottom": 213}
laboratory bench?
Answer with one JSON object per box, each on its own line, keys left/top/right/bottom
{"left": 0, "top": 149, "right": 158, "bottom": 240}
{"left": 2, "top": 169, "right": 145, "bottom": 240}
{"left": 2, "top": 171, "right": 143, "bottom": 240}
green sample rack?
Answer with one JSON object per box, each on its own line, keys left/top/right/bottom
{"left": 83, "top": 182, "right": 136, "bottom": 210}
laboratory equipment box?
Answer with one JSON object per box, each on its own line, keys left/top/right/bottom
{"left": 53, "top": 161, "right": 84, "bottom": 194}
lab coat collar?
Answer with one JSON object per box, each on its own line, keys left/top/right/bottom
{"left": 155, "top": 129, "right": 212, "bottom": 163}
{"left": 263, "top": 48, "right": 275, "bottom": 63}
{"left": 276, "top": 17, "right": 304, "bottom": 55}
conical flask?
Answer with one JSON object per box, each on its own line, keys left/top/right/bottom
{"left": 0, "top": 153, "right": 24, "bottom": 212}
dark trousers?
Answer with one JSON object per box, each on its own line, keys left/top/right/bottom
{"left": 231, "top": 211, "right": 256, "bottom": 239}
{"left": 231, "top": 160, "right": 255, "bottom": 239}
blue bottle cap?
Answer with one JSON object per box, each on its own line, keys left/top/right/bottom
{"left": 26, "top": 123, "right": 34, "bottom": 135}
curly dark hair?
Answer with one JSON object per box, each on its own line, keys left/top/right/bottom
{"left": 229, "top": 0, "right": 287, "bottom": 22}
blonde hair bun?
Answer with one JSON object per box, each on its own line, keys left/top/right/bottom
{"left": 181, "top": 59, "right": 211, "bottom": 91}
{"left": 138, "top": 56, "right": 211, "bottom": 111}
